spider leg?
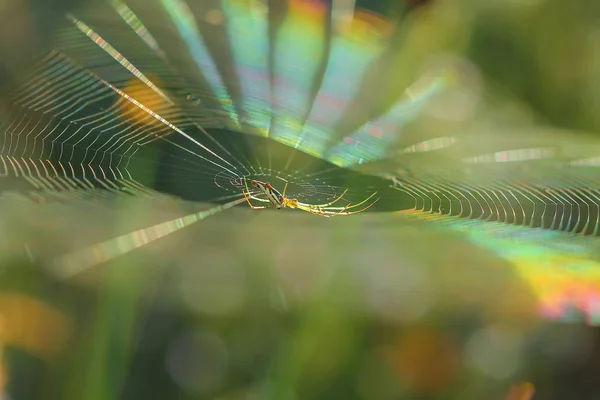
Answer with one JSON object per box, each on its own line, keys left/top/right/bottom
{"left": 249, "top": 195, "right": 271, "bottom": 203}
{"left": 242, "top": 188, "right": 268, "bottom": 210}
{"left": 298, "top": 191, "right": 378, "bottom": 212}
{"left": 296, "top": 201, "right": 354, "bottom": 217}
{"left": 323, "top": 202, "right": 355, "bottom": 217}
{"left": 282, "top": 181, "right": 288, "bottom": 197}
{"left": 296, "top": 188, "right": 349, "bottom": 208}
{"left": 295, "top": 204, "right": 333, "bottom": 217}
{"left": 330, "top": 196, "right": 380, "bottom": 215}
{"left": 243, "top": 177, "right": 253, "bottom": 194}
{"left": 339, "top": 191, "right": 378, "bottom": 210}
{"left": 297, "top": 194, "right": 380, "bottom": 217}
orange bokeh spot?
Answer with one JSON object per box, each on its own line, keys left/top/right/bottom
{"left": 287, "top": 0, "right": 326, "bottom": 17}
{"left": 386, "top": 327, "right": 461, "bottom": 394}
{"left": 351, "top": 9, "right": 394, "bottom": 38}
{"left": 505, "top": 381, "right": 535, "bottom": 400}
{"left": 0, "top": 293, "right": 72, "bottom": 362}
{"left": 118, "top": 76, "right": 168, "bottom": 130}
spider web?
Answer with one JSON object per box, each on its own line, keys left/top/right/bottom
{"left": 1, "top": 0, "right": 600, "bottom": 326}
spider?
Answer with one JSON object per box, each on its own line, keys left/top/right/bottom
{"left": 241, "top": 179, "right": 379, "bottom": 217}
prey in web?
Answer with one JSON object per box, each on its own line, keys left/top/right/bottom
{"left": 242, "top": 179, "right": 379, "bottom": 217}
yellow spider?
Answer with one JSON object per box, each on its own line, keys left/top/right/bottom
{"left": 242, "top": 179, "right": 379, "bottom": 217}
